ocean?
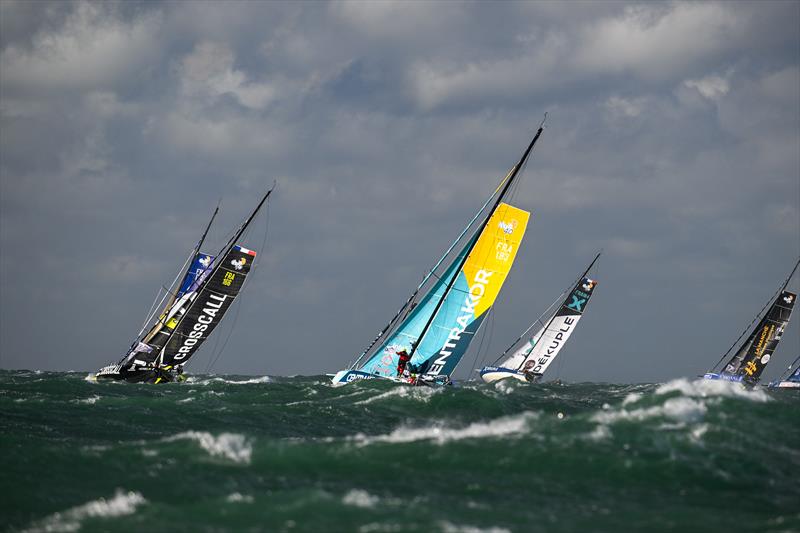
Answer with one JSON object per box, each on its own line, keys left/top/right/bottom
{"left": 1, "top": 370, "right": 798, "bottom": 533}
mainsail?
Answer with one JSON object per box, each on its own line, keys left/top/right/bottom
{"left": 482, "top": 254, "right": 600, "bottom": 383}
{"left": 94, "top": 187, "right": 274, "bottom": 383}
{"left": 705, "top": 258, "right": 798, "bottom": 385}
{"left": 713, "top": 290, "right": 796, "bottom": 383}
{"left": 331, "top": 118, "right": 545, "bottom": 386}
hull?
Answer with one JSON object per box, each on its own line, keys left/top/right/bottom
{"left": 330, "top": 369, "right": 446, "bottom": 387}
{"left": 92, "top": 364, "right": 185, "bottom": 384}
{"left": 768, "top": 380, "right": 800, "bottom": 389}
{"left": 479, "top": 366, "right": 540, "bottom": 384}
{"left": 702, "top": 372, "right": 755, "bottom": 387}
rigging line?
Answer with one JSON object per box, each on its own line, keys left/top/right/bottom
{"left": 347, "top": 166, "right": 519, "bottom": 371}
{"left": 206, "top": 190, "right": 273, "bottom": 374}
{"left": 135, "top": 251, "right": 195, "bottom": 339}
{"left": 710, "top": 257, "right": 800, "bottom": 372}
{"left": 470, "top": 309, "right": 495, "bottom": 380}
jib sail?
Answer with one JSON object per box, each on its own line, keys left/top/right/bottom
{"left": 358, "top": 240, "right": 473, "bottom": 377}
{"left": 720, "top": 290, "right": 796, "bottom": 382}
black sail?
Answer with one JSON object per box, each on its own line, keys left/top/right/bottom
{"left": 159, "top": 245, "right": 256, "bottom": 367}
{"left": 722, "top": 291, "right": 796, "bottom": 383}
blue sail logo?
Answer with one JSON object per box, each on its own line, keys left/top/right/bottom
{"left": 498, "top": 220, "right": 517, "bottom": 234}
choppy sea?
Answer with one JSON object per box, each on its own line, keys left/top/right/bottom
{"left": 1, "top": 370, "right": 798, "bottom": 532}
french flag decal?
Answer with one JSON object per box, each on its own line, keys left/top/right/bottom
{"left": 234, "top": 245, "right": 257, "bottom": 257}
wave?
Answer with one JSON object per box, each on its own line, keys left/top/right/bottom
{"left": 189, "top": 376, "right": 272, "bottom": 386}
{"left": 24, "top": 489, "right": 146, "bottom": 532}
{"left": 226, "top": 492, "right": 254, "bottom": 503}
{"left": 438, "top": 522, "right": 511, "bottom": 533}
{"left": 654, "top": 377, "right": 771, "bottom": 402}
{"left": 162, "top": 431, "right": 252, "bottom": 464}
{"left": 342, "top": 489, "right": 380, "bottom": 508}
{"left": 72, "top": 395, "right": 101, "bottom": 405}
{"left": 347, "top": 412, "right": 538, "bottom": 446}
{"left": 353, "top": 384, "right": 441, "bottom": 405}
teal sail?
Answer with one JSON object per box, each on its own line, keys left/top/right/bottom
{"left": 358, "top": 240, "right": 472, "bottom": 377}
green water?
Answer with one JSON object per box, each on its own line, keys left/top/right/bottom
{"left": 1, "top": 370, "right": 798, "bottom": 532}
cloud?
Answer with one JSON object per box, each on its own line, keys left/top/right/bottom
{"left": 179, "top": 41, "right": 276, "bottom": 110}
{"left": 683, "top": 75, "right": 730, "bottom": 101}
{"left": 573, "top": 3, "right": 742, "bottom": 81}
{"left": 0, "top": 2, "right": 162, "bottom": 94}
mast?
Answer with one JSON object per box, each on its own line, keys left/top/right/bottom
{"left": 408, "top": 117, "right": 546, "bottom": 366}
{"left": 141, "top": 203, "right": 221, "bottom": 345}
{"left": 350, "top": 167, "right": 517, "bottom": 370}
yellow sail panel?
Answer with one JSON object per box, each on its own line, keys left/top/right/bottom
{"left": 462, "top": 203, "right": 530, "bottom": 318}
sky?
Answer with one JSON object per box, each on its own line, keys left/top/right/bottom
{"left": 1, "top": 1, "right": 798, "bottom": 383}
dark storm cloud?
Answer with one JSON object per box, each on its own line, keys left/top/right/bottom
{"left": 1, "top": 1, "right": 798, "bottom": 382}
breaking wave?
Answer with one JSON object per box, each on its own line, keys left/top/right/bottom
{"left": 163, "top": 431, "right": 252, "bottom": 464}
{"left": 25, "top": 490, "right": 146, "bottom": 532}
{"left": 347, "top": 412, "right": 538, "bottom": 446}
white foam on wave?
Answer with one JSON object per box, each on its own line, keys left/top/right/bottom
{"left": 193, "top": 376, "right": 272, "bottom": 386}
{"left": 73, "top": 395, "right": 101, "bottom": 405}
{"left": 25, "top": 489, "right": 146, "bottom": 532}
{"left": 342, "top": 489, "right": 380, "bottom": 508}
{"left": 591, "top": 396, "right": 707, "bottom": 425}
{"left": 349, "top": 412, "right": 537, "bottom": 446}
{"left": 439, "top": 522, "right": 511, "bottom": 533}
{"left": 655, "top": 377, "right": 770, "bottom": 402}
{"left": 226, "top": 492, "right": 254, "bottom": 503}
{"left": 354, "top": 385, "right": 440, "bottom": 405}
{"left": 163, "top": 431, "right": 252, "bottom": 464}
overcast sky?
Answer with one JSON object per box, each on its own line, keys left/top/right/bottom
{"left": 1, "top": 1, "right": 798, "bottom": 383}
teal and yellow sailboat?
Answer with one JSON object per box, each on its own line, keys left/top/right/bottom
{"left": 331, "top": 119, "right": 545, "bottom": 386}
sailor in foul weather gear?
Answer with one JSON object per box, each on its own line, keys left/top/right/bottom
{"left": 396, "top": 350, "right": 411, "bottom": 376}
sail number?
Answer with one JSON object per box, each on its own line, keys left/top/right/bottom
{"left": 222, "top": 272, "right": 236, "bottom": 287}
{"left": 496, "top": 242, "right": 514, "bottom": 262}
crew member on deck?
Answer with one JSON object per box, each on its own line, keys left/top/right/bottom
{"left": 396, "top": 349, "right": 411, "bottom": 376}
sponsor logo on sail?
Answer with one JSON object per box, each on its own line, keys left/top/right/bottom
{"left": 173, "top": 293, "right": 227, "bottom": 361}
{"left": 231, "top": 257, "right": 246, "bottom": 271}
{"left": 523, "top": 316, "right": 576, "bottom": 374}
{"left": 498, "top": 219, "right": 517, "bottom": 234}
{"left": 427, "top": 270, "right": 493, "bottom": 376}
{"left": 199, "top": 255, "right": 211, "bottom": 267}
{"left": 784, "top": 294, "right": 795, "bottom": 304}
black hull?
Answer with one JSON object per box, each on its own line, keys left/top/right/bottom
{"left": 93, "top": 365, "right": 185, "bottom": 384}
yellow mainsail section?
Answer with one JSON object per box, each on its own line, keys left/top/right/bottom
{"left": 462, "top": 203, "right": 530, "bottom": 318}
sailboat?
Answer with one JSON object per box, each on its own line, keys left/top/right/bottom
{"left": 330, "top": 118, "right": 546, "bottom": 387}
{"left": 92, "top": 187, "right": 274, "bottom": 384}
{"left": 703, "top": 258, "right": 798, "bottom": 386}
{"left": 480, "top": 253, "right": 600, "bottom": 383}
{"left": 769, "top": 355, "right": 800, "bottom": 389}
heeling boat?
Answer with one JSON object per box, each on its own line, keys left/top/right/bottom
{"left": 769, "top": 355, "right": 800, "bottom": 389}
{"left": 480, "top": 253, "right": 600, "bottom": 384}
{"left": 331, "top": 117, "right": 546, "bottom": 387}
{"left": 92, "top": 186, "right": 274, "bottom": 384}
{"left": 703, "top": 258, "right": 798, "bottom": 386}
